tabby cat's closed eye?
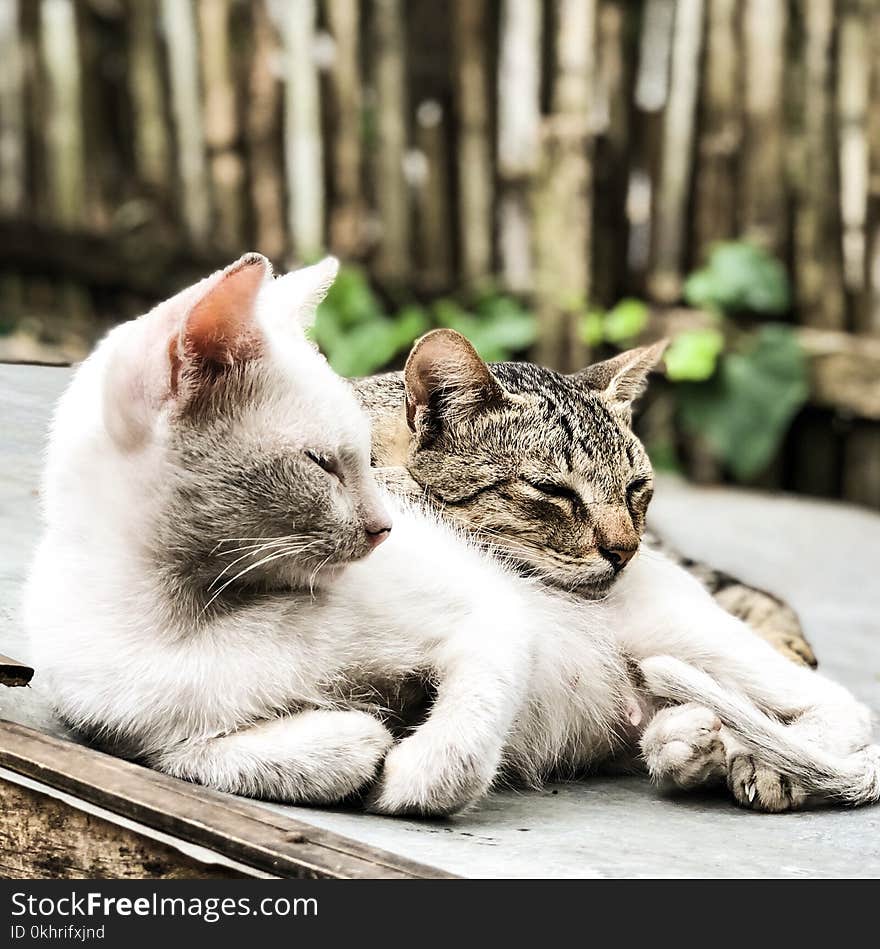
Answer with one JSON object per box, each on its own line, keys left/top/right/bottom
{"left": 520, "top": 477, "right": 579, "bottom": 505}
{"left": 626, "top": 478, "right": 651, "bottom": 509}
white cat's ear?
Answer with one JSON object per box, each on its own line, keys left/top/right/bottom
{"left": 264, "top": 256, "right": 339, "bottom": 330}
{"left": 572, "top": 340, "right": 667, "bottom": 416}
{"left": 168, "top": 254, "right": 272, "bottom": 393}
{"left": 103, "top": 253, "right": 271, "bottom": 447}
{"left": 404, "top": 329, "right": 503, "bottom": 438}
{"left": 171, "top": 252, "right": 272, "bottom": 392}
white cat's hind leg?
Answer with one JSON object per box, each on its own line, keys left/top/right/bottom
{"left": 153, "top": 709, "right": 394, "bottom": 804}
{"left": 640, "top": 703, "right": 726, "bottom": 790}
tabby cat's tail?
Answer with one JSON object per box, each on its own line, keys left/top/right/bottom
{"left": 639, "top": 655, "right": 880, "bottom": 806}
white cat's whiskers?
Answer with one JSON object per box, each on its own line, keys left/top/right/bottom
{"left": 215, "top": 537, "right": 298, "bottom": 558}
{"left": 201, "top": 542, "right": 322, "bottom": 613}
{"left": 210, "top": 535, "right": 306, "bottom": 555}
{"left": 308, "top": 554, "right": 334, "bottom": 599}
{"left": 208, "top": 535, "right": 325, "bottom": 588}
{"left": 208, "top": 538, "right": 301, "bottom": 590}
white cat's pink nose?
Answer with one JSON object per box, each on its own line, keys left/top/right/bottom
{"left": 366, "top": 521, "right": 392, "bottom": 548}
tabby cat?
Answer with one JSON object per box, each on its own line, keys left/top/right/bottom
{"left": 353, "top": 330, "right": 815, "bottom": 667}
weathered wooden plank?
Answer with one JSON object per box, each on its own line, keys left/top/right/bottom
{"left": 496, "top": 0, "right": 541, "bottom": 294}
{"left": 649, "top": 0, "right": 704, "bottom": 300}
{"left": 533, "top": 0, "right": 596, "bottom": 372}
{"left": 843, "top": 422, "right": 880, "bottom": 508}
{"left": 836, "top": 0, "right": 869, "bottom": 294}
{"left": 199, "top": 0, "right": 245, "bottom": 252}
{"left": 0, "top": 655, "right": 34, "bottom": 688}
{"left": 0, "top": 219, "right": 227, "bottom": 296}
{"left": 800, "top": 326, "right": 880, "bottom": 421}
{"left": 0, "top": 0, "right": 25, "bottom": 216}
{"left": 414, "top": 100, "right": 453, "bottom": 292}
{"left": 40, "top": 0, "right": 86, "bottom": 228}
{"left": 452, "top": 0, "right": 493, "bottom": 285}
{"left": 126, "top": 0, "right": 170, "bottom": 192}
{"left": 161, "top": 0, "right": 211, "bottom": 243}
{"left": 740, "top": 0, "right": 786, "bottom": 256}
{"left": 277, "top": 0, "right": 324, "bottom": 260}
{"left": 862, "top": 0, "right": 880, "bottom": 334}
{"left": 326, "top": 0, "right": 365, "bottom": 259}
{"left": 795, "top": 0, "right": 846, "bottom": 329}
{"left": 245, "top": 0, "right": 285, "bottom": 262}
{"left": 0, "top": 777, "right": 244, "bottom": 879}
{"left": 693, "top": 0, "right": 740, "bottom": 262}
{"left": 0, "top": 720, "right": 453, "bottom": 879}
{"left": 372, "top": 0, "right": 410, "bottom": 284}
{"left": 593, "top": 0, "right": 638, "bottom": 305}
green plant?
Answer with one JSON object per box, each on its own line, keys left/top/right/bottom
{"left": 313, "top": 267, "right": 429, "bottom": 377}
{"left": 586, "top": 242, "right": 807, "bottom": 483}
{"left": 676, "top": 325, "right": 808, "bottom": 480}
{"left": 579, "top": 298, "right": 648, "bottom": 348}
{"left": 664, "top": 328, "right": 725, "bottom": 382}
{"left": 434, "top": 294, "right": 536, "bottom": 361}
{"left": 313, "top": 266, "right": 537, "bottom": 377}
{"left": 683, "top": 241, "right": 790, "bottom": 315}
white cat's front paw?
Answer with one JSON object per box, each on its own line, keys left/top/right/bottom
{"left": 367, "top": 734, "right": 497, "bottom": 817}
{"left": 641, "top": 703, "right": 726, "bottom": 789}
{"left": 728, "top": 753, "right": 807, "bottom": 813}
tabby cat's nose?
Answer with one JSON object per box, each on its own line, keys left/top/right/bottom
{"left": 599, "top": 545, "right": 637, "bottom": 570}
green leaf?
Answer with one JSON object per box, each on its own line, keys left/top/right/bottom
{"left": 320, "top": 266, "right": 382, "bottom": 329}
{"left": 676, "top": 325, "right": 808, "bottom": 481}
{"left": 321, "top": 320, "right": 393, "bottom": 377}
{"left": 435, "top": 296, "right": 536, "bottom": 361}
{"left": 684, "top": 242, "right": 790, "bottom": 316}
{"left": 603, "top": 298, "right": 649, "bottom": 344}
{"left": 579, "top": 309, "right": 605, "bottom": 347}
{"left": 312, "top": 266, "right": 429, "bottom": 376}
{"left": 665, "top": 329, "right": 725, "bottom": 381}
{"left": 645, "top": 438, "right": 681, "bottom": 474}
{"left": 389, "top": 305, "right": 430, "bottom": 350}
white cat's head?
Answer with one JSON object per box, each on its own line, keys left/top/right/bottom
{"left": 46, "top": 253, "right": 391, "bottom": 601}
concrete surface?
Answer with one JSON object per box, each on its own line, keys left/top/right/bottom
{"left": 2, "top": 364, "right": 879, "bottom": 878}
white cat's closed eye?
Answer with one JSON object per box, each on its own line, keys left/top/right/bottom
{"left": 305, "top": 450, "right": 344, "bottom": 483}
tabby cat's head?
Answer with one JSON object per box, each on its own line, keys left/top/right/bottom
{"left": 402, "top": 330, "right": 666, "bottom": 597}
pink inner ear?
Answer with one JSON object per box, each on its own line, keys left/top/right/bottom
{"left": 179, "top": 258, "right": 268, "bottom": 373}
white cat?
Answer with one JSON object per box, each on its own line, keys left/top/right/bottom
{"left": 25, "top": 253, "right": 879, "bottom": 815}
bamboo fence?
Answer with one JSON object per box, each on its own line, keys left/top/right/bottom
{"left": 0, "top": 0, "right": 878, "bottom": 504}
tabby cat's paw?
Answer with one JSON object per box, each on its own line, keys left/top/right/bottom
{"left": 728, "top": 754, "right": 807, "bottom": 813}
{"left": 367, "top": 735, "right": 496, "bottom": 817}
{"left": 640, "top": 704, "right": 727, "bottom": 790}
{"left": 773, "top": 635, "right": 818, "bottom": 669}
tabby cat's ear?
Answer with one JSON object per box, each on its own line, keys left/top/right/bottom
{"left": 572, "top": 340, "right": 667, "bottom": 416}
{"left": 404, "top": 329, "right": 503, "bottom": 439}
{"left": 262, "top": 256, "right": 339, "bottom": 330}
{"left": 171, "top": 252, "right": 271, "bottom": 392}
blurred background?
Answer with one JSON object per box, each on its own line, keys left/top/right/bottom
{"left": 0, "top": 0, "right": 878, "bottom": 508}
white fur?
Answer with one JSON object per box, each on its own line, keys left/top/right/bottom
{"left": 25, "top": 258, "right": 879, "bottom": 815}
